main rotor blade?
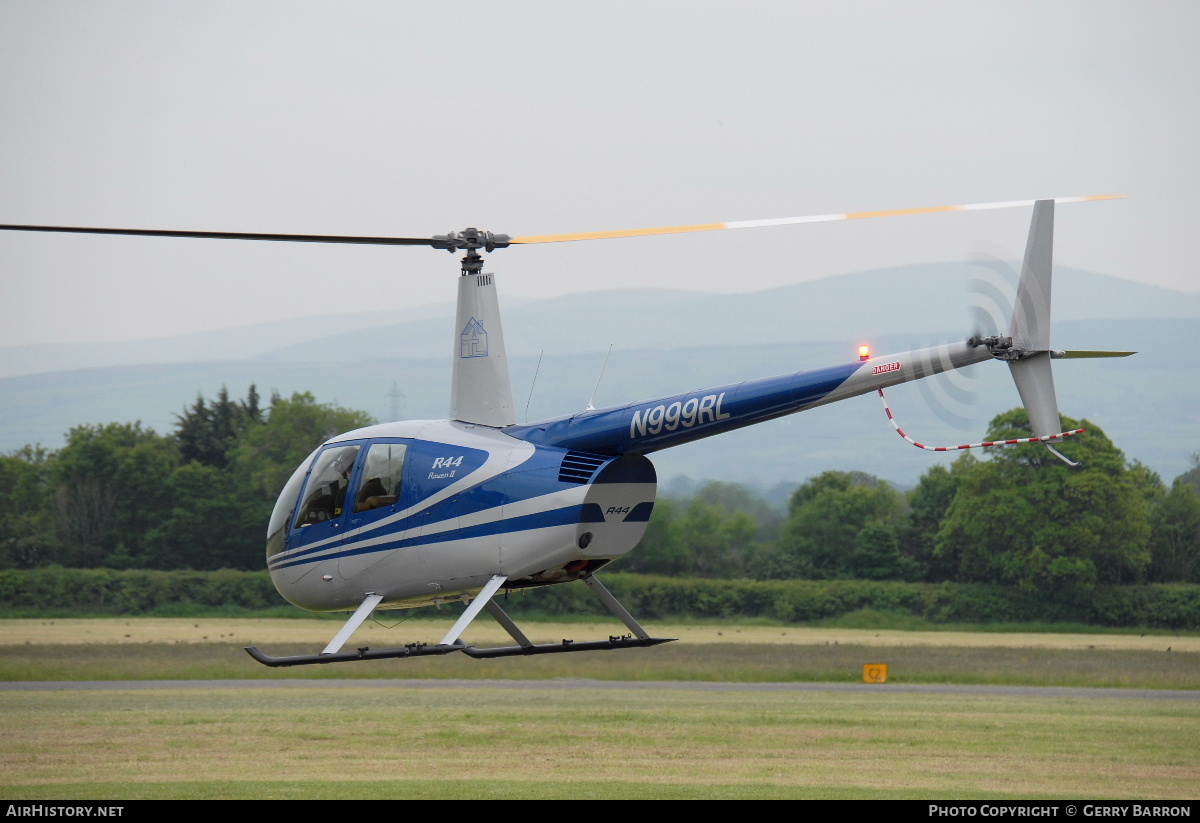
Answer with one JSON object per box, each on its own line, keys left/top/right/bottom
{"left": 509, "top": 194, "right": 1126, "bottom": 245}
{"left": 0, "top": 224, "right": 440, "bottom": 246}
{"left": 1, "top": 193, "right": 1125, "bottom": 251}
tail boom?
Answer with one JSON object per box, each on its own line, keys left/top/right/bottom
{"left": 504, "top": 340, "right": 992, "bottom": 455}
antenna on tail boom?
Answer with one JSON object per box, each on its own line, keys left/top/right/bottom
{"left": 586, "top": 345, "right": 614, "bottom": 411}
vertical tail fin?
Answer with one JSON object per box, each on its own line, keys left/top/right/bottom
{"left": 1006, "top": 199, "right": 1077, "bottom": 466}
{"left": 1009, "top": 199, "right": 1055, "bottom": 352}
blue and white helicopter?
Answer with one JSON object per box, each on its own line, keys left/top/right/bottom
{"left": 1, "top": 196, "right": 1131, "bottom": 666}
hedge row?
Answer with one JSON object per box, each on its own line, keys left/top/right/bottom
{"left": 0, "top": 567, "right": 280, "bottom": 616}
{"left": 505, "top": 574, "right": 1200, "bottom": 629}
{"left": 3, "top": 567, "right": 1197, "bottom": 629}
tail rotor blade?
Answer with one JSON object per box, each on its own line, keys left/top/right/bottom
{"left": 916, "top": 359, "right": 979, "bottom": 430}
{"left": 1054, "top": 350, "right": 1137, "bottom": 359}
{"left": 915, "top": 246, "right": 1019, "bottom": 431}
{"left": 967, "top": 247, "right": 1019, "bottom": 338}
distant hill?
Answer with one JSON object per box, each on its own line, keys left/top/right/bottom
{"left": 1, "top": 265, "right": 1195, "bottom": 490}
{"left": 3, "top": 264, "right": 1196, "bottom": 378}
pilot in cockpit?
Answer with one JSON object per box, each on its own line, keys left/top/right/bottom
{"left": 330, "top": 449, "right": 356, "bottom": 517}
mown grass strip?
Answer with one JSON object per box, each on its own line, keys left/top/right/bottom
{"left": 1, "top": 687, "right": 1196, "bottom": 800}
{"left": 2, "top": 641, "right": 1197, "bottom": 690}
{"left": 0, "top": 779, "right": 1027, "bottom": 800}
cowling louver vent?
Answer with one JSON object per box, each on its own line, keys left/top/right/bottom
{"left": 558, "top": 451, "right": 609, "bottom": 484}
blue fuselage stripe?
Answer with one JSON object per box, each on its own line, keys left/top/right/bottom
{"left": 270, "top": 503, "right": 599, "bottom": 572}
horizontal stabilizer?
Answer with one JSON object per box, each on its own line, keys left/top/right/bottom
{"left": 1052, "top": 350, "right": 1137, "bottom": 359}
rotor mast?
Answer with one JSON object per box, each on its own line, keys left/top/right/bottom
{"left": 440, "top": 229, "right": 517, "bottom": 427}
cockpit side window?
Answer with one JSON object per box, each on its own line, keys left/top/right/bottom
{"left": 354, "top": 443, "right": 407, "bottom": 514}
{"left": 293, "top": 445, "right": 361, "bottom": 528}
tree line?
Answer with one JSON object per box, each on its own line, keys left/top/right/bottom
{"left": 1, "top": 387, "right": 1197, "bottom": 602}
{"left": 4, "top": 567, "right": 1197, "bottom": 629}
{"left": 617, "top": 408, "right": 1200, "bottom": 599}
{"left": 0, "top": 386, "right": 371, "bottom": 572}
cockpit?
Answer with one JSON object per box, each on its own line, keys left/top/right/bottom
{"left": 265, "top": 439, "right": 409, "bottom": 559}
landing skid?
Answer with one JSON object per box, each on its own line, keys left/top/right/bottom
{"left": 245, "top": 641, "right": 465, "bottom": 667}
{"left": 244, "top": 573, "right": 675, "bottom": 668}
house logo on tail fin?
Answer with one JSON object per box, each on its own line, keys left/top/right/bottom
{"left": 460, "top": 317, "right": 488, "bottom": 358}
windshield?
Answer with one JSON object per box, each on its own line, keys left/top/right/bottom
{"left": 265, "top": 447, "right": 319, "bottom": 559}
{"left": 292, "top": 444, "right": 362, "bottom": 527}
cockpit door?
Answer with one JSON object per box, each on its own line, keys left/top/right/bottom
{"left": 338, "top": 440, "right": 412, "bottom": 580}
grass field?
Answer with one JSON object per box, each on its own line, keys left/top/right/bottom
{"left": 3, "top": 617, "right": 1197, "bottom": 688}
{"left": 1, "top": 618, "right": 1198, "bottom": 799}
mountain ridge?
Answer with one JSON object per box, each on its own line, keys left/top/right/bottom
{"left": 3, "top": 265, "right": 1196, "bottom": 378}
{"left": 2, "top": 316, "right": 1192, "bottom": 490}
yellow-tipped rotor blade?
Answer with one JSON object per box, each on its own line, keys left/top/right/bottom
{"left": 509, "top": 194, "right": 1126, "bottom": 245}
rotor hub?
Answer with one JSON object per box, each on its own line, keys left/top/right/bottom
{"left": 970, "top": 334, "right": 1046, "bottom": 361}
{"left": 431, "top": 228, "right": 511, "bottom": 253}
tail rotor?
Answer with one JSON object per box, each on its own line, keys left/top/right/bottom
{"left": 914, "top": 199, "right": 1133, "bottom": 467}
{"left": 914, "top": 245, "right": 1018, "bottom": 431}
{"left": 968, "top": 244, "right": 1020, "bottom": 342}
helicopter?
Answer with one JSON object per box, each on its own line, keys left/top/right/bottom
{"left": 0, "top": 195, "right": 1133, "bottom": 666}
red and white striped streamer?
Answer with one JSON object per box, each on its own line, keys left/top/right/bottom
{"left": 876, "top": 388, "right": 1084, "bottom": 453}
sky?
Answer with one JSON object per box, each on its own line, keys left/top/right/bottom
{"left": 1, "top": 1, "right": 1198, "bottom": 347}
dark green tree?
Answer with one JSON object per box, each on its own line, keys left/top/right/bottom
{"left": 1147, "top": 477, "right": 1200, "bottom": 583}
{"left": 1178, "top": 453, "right": 1200, "bottom": 496}
{"left": 901, "top": 460, "right": 973, "bottom": 582}
{"left": 52, "top": 422, "right": 179, "bottom": 567}
{"left": 230, "top": 391, "right": 376, "bottom": 506}
{"left": 692, "top": 480, "right": 784, "bottom": 543}
{"left": 143, "top": 462, "right": 264, "bottom": 571}
{"left": 0, "top": 446, "right": 61, "bottom": 568}
{"left": 675, "top": 497, "right": 756, "bottom": 577}
{"left": 174, "top": 384, "right": 263, "bottom": 469}
{"left": 0, "top": 389, "right": 375, "bottom": 571}
{"left": 620, "top": 494, "right": 758, "bottom": 577}
{"left": 763, "top": 470, "right": 910, "bottom": 580}
{"left": 620, "top": 480, "right": 782, "bottom": 577}
{"left": 619, "top": 497, "right": 690, "bottom": 575}
{"left": 935, "top": 410, "right": 1153, "bottom": 597}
